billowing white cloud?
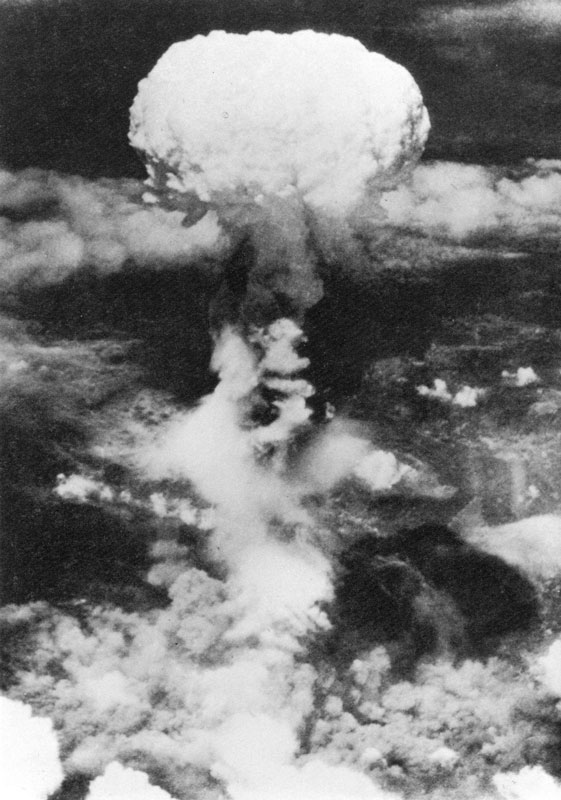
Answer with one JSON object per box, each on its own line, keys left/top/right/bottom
{"left": 0, "top": 168, "right": 226, "bottom": 290}
{"left": 86, "top": 761, "right": 178, "bottom": 800}
{"left": 0, "top": 696, "right": 63, "bottom": 800}
{"left": 464, "top": 515, "right": 561, "bottom": 582}
{"left": 130, "top": 30, "right": 429, "bottom": 218}
{"left": 494, "top": 765, "right": 561, "bottom": 800}
{"left": 382, "top": 159, "right": 561, "bottom": 248}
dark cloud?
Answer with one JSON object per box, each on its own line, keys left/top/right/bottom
{"left": 417, "top": 1, "right": 561, "bottom": 161}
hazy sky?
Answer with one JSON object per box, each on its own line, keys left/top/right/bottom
{"left": 0, "top": 0, "right": 559, "bottom": 177}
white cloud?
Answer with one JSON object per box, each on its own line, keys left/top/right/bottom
{"left": 86, "top": 762, "right": 177, "bottom": 800}
{"left": 423, "top": 1, "right": 561, "bottom": 35}
{"left": 382, "top": 159, "right": 561, "bottom": 248}
{"left": 130, "top": 30, "right": 429, "bottom": 218}
{"left": 0, "top": 697, "right": 63, "bottom": 800}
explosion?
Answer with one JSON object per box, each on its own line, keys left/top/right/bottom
{"left": 4, "top": 24, "right": 561, "bottom": 800}
{"left": 124, "top": 27, "right": 429, "bottom": 800}
{"left": 129, "top": 29, "right": 429, "bottom": 327}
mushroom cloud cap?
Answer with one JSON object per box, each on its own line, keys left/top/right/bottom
{"left": 129, "top": 30, "right": 430, "bottom": 219}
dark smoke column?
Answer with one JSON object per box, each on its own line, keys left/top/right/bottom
{"left": 129, "top": 30, "right": 430, "bottom": 328}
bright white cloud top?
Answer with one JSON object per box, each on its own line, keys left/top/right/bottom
{"left": 129, "top": 29, "right": 429, "bottom": 218}
{"left": 0, "top": 697, "right": 63, "bottom": 800}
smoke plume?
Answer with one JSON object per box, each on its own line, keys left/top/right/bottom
{"left": 5, "top": 22, "right": 561, "bottom": 800}
{"left": 117, "top": 30, "right": 433, "bottom": 798}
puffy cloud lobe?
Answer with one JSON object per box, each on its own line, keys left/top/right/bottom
{"left": 86, "top": 761, "right": 178, "bottom": 800}
{"left": 0, "top": 696, "right": 63, "bottom": 800}
{"left": 464, "top": 515, "right": 561, "bottom": 582}
{"left": 211, "top": 713, "right": 400, "bottom": 800}
{"left": 129, "top": 30, "right": 429, "bottom": 218}
{"left": 494, "top": 765, "right": 561, "bottom": 800}
{"left": 309, "top": 652, "right": 548, "bottom": 796}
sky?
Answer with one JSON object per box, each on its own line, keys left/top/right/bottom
{"left": 0, "top": 0, "right": 560, "bottom": 177}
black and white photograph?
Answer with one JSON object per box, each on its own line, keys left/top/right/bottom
{"left": 2, "top": 2, "right": 561, "bottom": 799}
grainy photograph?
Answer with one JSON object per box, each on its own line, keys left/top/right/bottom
{"left": 1, "top": 2, "right": 561, "bottom": 799}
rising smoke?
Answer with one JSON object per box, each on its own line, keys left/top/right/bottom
{"left": 3, "top": 25, "right": 561, "bottom": 800}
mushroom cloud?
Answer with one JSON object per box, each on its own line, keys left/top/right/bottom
{"left": 129, "top": 29, "right": 430, "bottom": 327}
